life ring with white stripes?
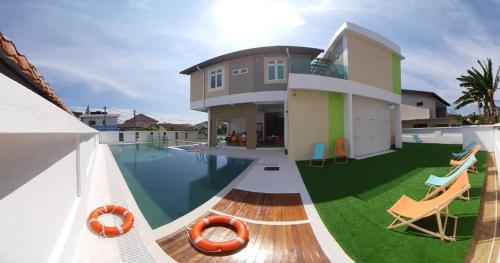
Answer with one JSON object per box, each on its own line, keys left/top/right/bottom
{"left": 88, "top": 205, "right": 134, "bottom": 237}
{"left": 189, "top": 215, "right": 249, "bottom": 253}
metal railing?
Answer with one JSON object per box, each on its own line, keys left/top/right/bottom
{"left": 290, "top": 56, "right": 348, "bottom": 80}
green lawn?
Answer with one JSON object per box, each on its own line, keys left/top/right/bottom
{"left": 297, "top": 143, "right": 486, "bottom": 263}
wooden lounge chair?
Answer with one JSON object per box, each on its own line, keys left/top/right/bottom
{"left": 425, "top": 155, "right": 476, "bottom": 199}
{"left": 387, "top": 170, "right": 471, "bottom": 241}
{"left": 334, "top": 138, "right": 348, "bottom": 164}
{"left": 310, "top": 143, "right": 326, "bottom": 167}
{"left": 451, "top": 141, "right": 477, "bottom": 160}
{"left": 449, "top": 144, "right": 481, "bottom": 173}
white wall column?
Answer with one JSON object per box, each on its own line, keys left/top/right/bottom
{"left": 344, "top": 93, "right": 354, "bottom": 158}
{"left": 284, "top": 99, "right": 288, "bottom": 150}
{"left": 207, "top": 109, "right": 213, "bottom": 147}
{"left": 394, "top": 104, "right": 402, "bottom": 148}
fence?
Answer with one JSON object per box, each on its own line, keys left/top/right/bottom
{"left": 99, "top": 130, "right": 204, "bottom": 144}
{"left": 403, "top": 125, "right": 500, "bottom": 152}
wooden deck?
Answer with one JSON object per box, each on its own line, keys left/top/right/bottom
{"left": 156, "top": 189, "right": 329, "bottom": 262}
{"left": 212, "top": 189, "right": 308, "bottom": 221}
{"left": 157, "top": 213, "right": 329, "bottom": 263}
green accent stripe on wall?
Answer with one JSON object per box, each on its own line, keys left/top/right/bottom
{"left": 392, "top": 54, "right": 401, "bottom": 94}
{"left": 328, "top": 92, "right": 344, "bottom": 158}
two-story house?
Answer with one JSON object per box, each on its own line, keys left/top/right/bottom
{"left": 181, "top": 22, "right": 404, "bottom": 160}
{"left": 401, "top": 89, "right": 461, "bottom": 128}
{"left": 79, "top": 111, "right": 119, "bottom": 131}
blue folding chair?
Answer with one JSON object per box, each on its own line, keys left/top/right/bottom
{"left": 310, "top": 143, "right": 326, "bottom": 167}
{"left": 451, "top": 141, "right": 477, "bottom": 159}
{"left": 412, "top": 134, "right": 422, "bottom": 143}
{"left": 424, "top": 155, "right": 476, "bottom": 199}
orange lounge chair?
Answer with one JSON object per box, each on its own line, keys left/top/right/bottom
{"left": 449, "top": 144, "right": 481, "bottom": 174}
{"left": 334, "top": 138, "right": 348, "bottom": 164}
{"left": 387, "top": 170, "right": 471, "bottom": 241}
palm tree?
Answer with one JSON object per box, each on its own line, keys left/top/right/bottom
{"left": 454, "top": 58, "right": 499, "bottom": 124}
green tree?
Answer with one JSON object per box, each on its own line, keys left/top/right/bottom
{"left": 454, "top": 58, "right": 499, "bottom": 124}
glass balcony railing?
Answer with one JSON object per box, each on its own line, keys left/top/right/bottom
{"left": 290, "top": 57, "right": 348, "bottom": 80}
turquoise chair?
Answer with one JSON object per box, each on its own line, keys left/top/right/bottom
{"left": 310, "top": 143, "right": 326, "bottom": 167}
{"left": 412, "top": 134, "right": 422, "bottom": 143}
{"left": 452, "top": 141, "right": 477, "bottom": 159}
{"left": 424, "top": 155, "right": 476, "bottom": 199}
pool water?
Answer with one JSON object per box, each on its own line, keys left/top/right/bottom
{"left": 109, "top": 144, "right": 253, "bottom": 229}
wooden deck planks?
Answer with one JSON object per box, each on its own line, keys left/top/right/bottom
{"left": 156, "top": 213, "right": 329, "bottom": 263}
{"left": 212, "top": 189, "right": 308, "bottom": 221}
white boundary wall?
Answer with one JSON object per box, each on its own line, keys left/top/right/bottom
{"left": 99, "top": 130, "right": 199, "bottom": 144}
{"left": 403, "top": 127, "right": 462, "bottom": 144}
{"left": 0, "top": 73, "right": 99, "bottom": 263}
{"left": 403, "top": 125, "right": 499, "bottom": 152}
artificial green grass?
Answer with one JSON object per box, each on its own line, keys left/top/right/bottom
{"left": 297, "top": 143, "right": 486, "bottom": 263}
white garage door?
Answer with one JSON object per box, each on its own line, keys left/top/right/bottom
{"left": 352, "top": 96, "right": 390, "bottom": 157}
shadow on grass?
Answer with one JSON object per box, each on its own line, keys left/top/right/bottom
{"left": 396, "top": 214, "right": 478, "bottom": 241}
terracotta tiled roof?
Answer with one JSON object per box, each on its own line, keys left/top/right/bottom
{"left": 0, "top": 32, "right": 72, "bottom": 114}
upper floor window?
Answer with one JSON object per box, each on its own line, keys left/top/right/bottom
{"left": 232, "top": 68, "right": 248, "bottom": 76}
{"left": 416, "top": 102, "right": 424, "bottom": 107}
{"left": 209, "top": 67, "right": 224, "bottom": 91}
{"left": 89, "top": 120, "right": 96, "bottom": 126}
{"left": 266, "top": 59, "right": 285, "bottom": 81}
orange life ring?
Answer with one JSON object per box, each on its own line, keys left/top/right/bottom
{"left": 87, "top": 205, "right": 134, "bottom": 237}
{"left": 189, "top": 215, "right": 249, "bottom": 253}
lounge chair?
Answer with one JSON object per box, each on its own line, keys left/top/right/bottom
{"left": 387, "top": 170, "right": 471, "bottom": 241}
{"left": 334, "top": 138, "right": 348, "bottom": 164}
{"left": 425, "top": 155, "right": 476, "bottom": 199}
{"left": 451, "top": 141, "right": 477, "bottom": 159}
{"left": 310, "top": 143, "right": 326, "bottom": 167}
{"left": 412, "top": 134, "right": 422, "bottom": 143}
{"left": 449, "top": 144, "right": 481, "bottom": 173}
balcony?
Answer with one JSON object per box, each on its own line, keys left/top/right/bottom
{"left": 290, "top": 57, "right": 348, "bottom": 80}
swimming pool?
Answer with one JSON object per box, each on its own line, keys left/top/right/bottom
{"left": 109, "top": 144, "right": 253, "bottom": 229}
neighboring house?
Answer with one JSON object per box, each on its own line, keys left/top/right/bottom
{"left": 79, "top": 110, "right": 119, "bottom": 131}
{"left": 181, "top": 22, "right": 404, "bottom": 160}
{"left": 119, "top": 113, "right": 158, "bottom": 131}
{"left": 401, "top": 89, "right": 461, "bottom": 128}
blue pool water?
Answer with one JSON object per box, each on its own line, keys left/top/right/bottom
{"left": 109, "top": 144, "right": 253, "bottom": 229}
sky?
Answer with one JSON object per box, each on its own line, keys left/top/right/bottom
{"left": 1, "top": 0, "right": 499, "bottom": 123}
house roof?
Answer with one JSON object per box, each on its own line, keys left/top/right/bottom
{"left": 120, "top": 114, "right": 158, "bottom": 128}
{"left": 402, "top": 89, "right": 450, "bottom": 106}
{"left": 180, "top": 46, "right": 323, "bottom": 75}
{"left": 0, "top": 32, "right": 71, "bottom": 114}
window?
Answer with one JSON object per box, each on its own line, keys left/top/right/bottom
{"left": 266, "top": 59, "right": 285, "bottom": 81}
{"left": 232, "top": 68, "right": 248, "bottom": 76}
{"left": 416, "top": 102, "right": 424, "bottom": 107}
{"left": 209, "top": 67, "right": 224, "bottom": 91}
{"left": 89, "top": 120, "right": 96, "bottom": 126}
{"left": 102, "top": 120, "right": 106, "bottom": 125}
{"left": 119, "top": 133, "right": 124, "bottom": 142}
{"left": 135, "top": 132, "right": 139, "bottom": 141}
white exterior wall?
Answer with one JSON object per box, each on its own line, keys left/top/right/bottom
{"left": 0, "top": 72, "right": 98, "bottom": 263}
{"left": 401, "top": 93, "right": 432, "bottom": 120}
{"left": 462, "top": 126, "right": 497, "bottom": 152}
